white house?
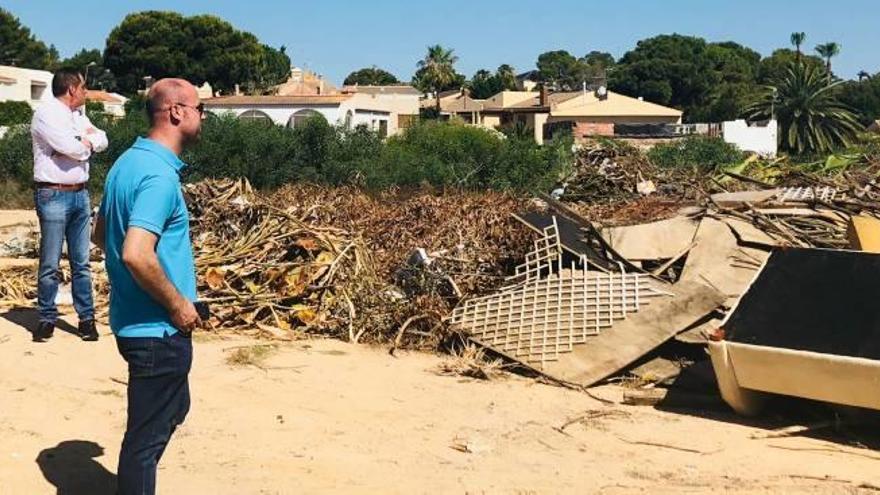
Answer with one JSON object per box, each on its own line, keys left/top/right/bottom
{"left": 86, "top": 90, "right": 128, "bottom": 118}
{"left": 0, "top": 65, "right": 53, "bottom": 107}
{"left": 342, "top": 85, "right": 421, "bottom": 130}
{"left": 203, "top": 90, "right": 416, "bottom": 137}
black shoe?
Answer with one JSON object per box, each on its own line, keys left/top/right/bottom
{"left": 33, "top": 321, "right": 54, "bottom": 342}
{"left": 79, "top": 319, "right": 99, "bottom": 342}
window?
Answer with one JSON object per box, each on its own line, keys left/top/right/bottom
{"left": 288, "top": 109, "right": 325, "bottom": 128}
{"left": 378, "top": 120, "right": 388, "bottom": 138}
{"left": 30, "top": 81, "right": 47, "bottom": 101}
{"left": 238, "top": 109, "right": 272, "bottom": 124}
{"left": 344, "top": 110, "right": 354, "bottom": 129}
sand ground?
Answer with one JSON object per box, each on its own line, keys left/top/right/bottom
{"left": 1, "top": 208, "right": 879, "bottom": 494}
{"left": 1, "top": 313, "right": 880, "bottom": 495}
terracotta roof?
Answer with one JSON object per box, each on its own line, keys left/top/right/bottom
{"left": 204, "top": 95, "right": 352, "bottom": 106}
{"left": 86, "top": 90, "right": 126, "bottom": 103}
{"left": 342, "top": 85, "right": 421, "bottom": 96}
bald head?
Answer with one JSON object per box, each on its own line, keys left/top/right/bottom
{"left": 144, "top": 78, "right": 204, "bottom": 153}
{"left": 146, "top": 78, "right": 198, "bottom": 126}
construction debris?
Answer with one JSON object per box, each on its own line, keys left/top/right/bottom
{"left": 450, "top": 219, "right": 670, "bottom": 373}
{"left": 847, "top": 216, "right": 880, "bottom": 253}
{"left": 1, "top": 139, "right": 879, "bottom": 399}
{"left": 710, "top": 248, "right": 880, "bottom": 415}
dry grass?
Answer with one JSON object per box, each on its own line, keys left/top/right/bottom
{"left": 225, "top": 344, "right": 277, "bottom": 368}
{"left": 435, "top": 341, "right": 507, "bottom": 380}
{"left": 0, "top": 180, "right": 34, "bottom": 209}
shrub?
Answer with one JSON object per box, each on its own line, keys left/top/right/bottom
{"left": 0, "top": 113, "right": 574, "bottom": 207}
{"left": 0, "top": 125, "right": 33, "bottom": 183}
{"left": 0, "top": 101, "right": 33, "bottom": 126}
{"left": 648, "top": 135, "right": 745, "bottom": 171}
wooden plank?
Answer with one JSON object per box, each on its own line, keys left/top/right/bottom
{"left": 680, "top": 217, "right": 770, "bottom": 299}
{"left": 710, "top": 189, "right": 781, "bottom": 209}
{"left": 601, "top": 217, "right": 699, "bottom": 261}
{"left": 848, "top": 215, "right": 880, "bottom": 253}
{"left": 541, "top": 281, "right": 725, "bottom": 386}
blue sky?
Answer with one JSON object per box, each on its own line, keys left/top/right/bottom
{"left": 5, "top": 0, "right": 879, "bottom": 83}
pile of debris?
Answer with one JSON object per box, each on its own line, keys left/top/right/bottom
{"left": 0, "top": 180, "right": 539, "bottom": 348}
{"left": 448, "top": 171, "right": 880, "bottom": 415}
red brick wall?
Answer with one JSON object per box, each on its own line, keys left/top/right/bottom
{"left": 573, "top": 121, "right": 614, "bottom": 138}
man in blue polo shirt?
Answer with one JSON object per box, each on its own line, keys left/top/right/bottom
{"left": 92, "top": 78, "right": 204, "bottom": 495}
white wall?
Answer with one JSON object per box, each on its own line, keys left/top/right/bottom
{"left": 206, "top": 102, "right": 395, "bottom": 136}
{"left": 205, "top": 105, "right": 345, "bottom": 127}
{"left": 722, "top": 119, "right": 777, "bottom": 157}
{"left": 0, "top": 65, "right": 53, "bottom": 107}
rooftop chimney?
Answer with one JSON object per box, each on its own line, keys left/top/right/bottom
{"left": 539, "top": 86, "right": 549, "bottom": 107}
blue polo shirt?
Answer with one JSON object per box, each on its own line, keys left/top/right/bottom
{"left": 99, "top": 137, "right": 197, "bottom": 338}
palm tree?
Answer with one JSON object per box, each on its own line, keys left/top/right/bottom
{"left": 790, "top": 32, "right": 806, "bottom": 61}
{"left": 744, "top": 62, "right": 862, "bottom": 154}
{"left": 416, "top": 45, "right": 460, "bottom": 115}
{"left": 858, "top": 70, "right": 871, "bottom": 82}
{"left": 815, "top": 42, "right": 840, "bottom": 82}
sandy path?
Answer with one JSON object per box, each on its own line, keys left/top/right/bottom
{"left": 1, "top": 310, "right": 879, "bottom": 495}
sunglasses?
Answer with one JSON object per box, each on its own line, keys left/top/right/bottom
{"left": 168, "top": 102, "right": 205, "bottom": 115}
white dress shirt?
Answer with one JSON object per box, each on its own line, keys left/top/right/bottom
{"left": 31, "top": 97, "right": 108, "bottom": 185}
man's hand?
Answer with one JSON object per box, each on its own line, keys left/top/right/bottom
{"left": 123, "top": 227, "right": 201, "bottom": 334}
{"left": 170, "top": 297, "right": 201, "bottom": 334}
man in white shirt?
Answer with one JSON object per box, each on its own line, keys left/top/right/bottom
{"left": 31, "top": 68, "right": 107, "bottom": 342}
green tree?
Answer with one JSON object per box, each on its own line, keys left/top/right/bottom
{"left": 745, "top": 62, "right": 862, "bottom": 154}
{"left": 412, "top": 45, "right": 463, "bottom": 114}
{"left": 858, "top": 70, "right": 871, "bottom": 82}
{"left": 0, "top": 7, "right": 58, "bottom": 69}
{"left": 468, "top": 65, "right": 518, "bottom": 99}
{"left": 343, "top": 67, "right": 400, "bottom": 86}
{"left": 104, "top": 11, "right": 290, "bottom": 94}
{"left": 496, "top": 64, "right": 517, "bottom": 91}
{"left": 815, "top": 42, "right": 841, "bottom": 81}
{"left": 609, "top": 35, "right": 715, "bottom": 118}
{"left": 582, "top": 51, "right": 615, "bottom": 70}
{"left": 838, "top": 73, "right": 880, "bottom": 125}
{"left": 60, "top": 48, "right": 117, "bottom": 90}
{"left": 610, "top": 35, "right": 761, "bottom": 122}
{"left": 757, "top": 49, "right": 824, "bottom": 85}
{"left": 536, "top": 50, "right": 587, "bottom": 90}
{"left": 790, "top": 32, "right": 806, "bottom": 61}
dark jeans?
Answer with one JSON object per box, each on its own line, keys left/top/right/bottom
{"left": 116, "top": 332, "right": 192, "bottom": 495}
{"left": 34, "top": 187, "right": 94, "bottom": 323}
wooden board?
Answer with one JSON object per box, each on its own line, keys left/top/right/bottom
{"left": 710, "top": 189, "right": 781, "bottom": 209}
{"left": 541, "top": 280, "right": 725, "bottom": 386}
{"left": 680, "top": 217, "right": 769, "bottom": 298}
{"left": 600, "top": 216, "right": 699, "bottom": 261}
{"left": 848, "top": 215, "right": 880, "bottom": 253}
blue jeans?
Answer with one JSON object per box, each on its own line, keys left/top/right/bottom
{"left": 34, "top": 187, "right": 94, "bottom": 323}
{"left": 116, "top": 332, "right": 192, "bottom": 495}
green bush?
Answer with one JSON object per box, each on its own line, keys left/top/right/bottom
{"left": 0, "top": 101, "right": 33, "bottom": 126}
{"left": 648, "top": 135, "right": 745, "bottom": 171}
{"left": 0, "top": 112, "right": 573, "bottom": 205}
{"left": 0, "top": 125, "right": 33, "bottom": 183}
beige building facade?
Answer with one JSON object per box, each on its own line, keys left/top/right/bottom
{"left": 0, "top": 65, "right": 53, "bottom": 108}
